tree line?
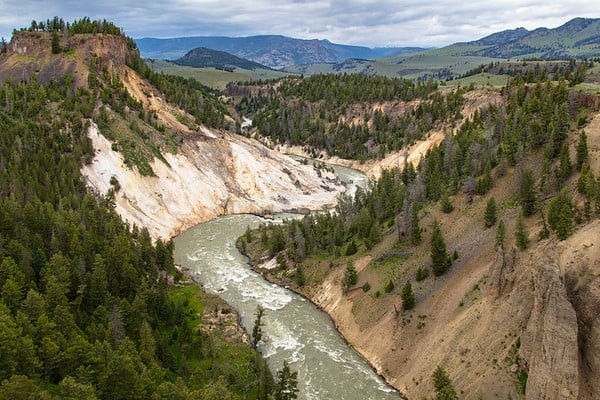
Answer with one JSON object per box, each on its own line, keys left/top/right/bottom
{"left": 24, "top": 17, "right": 124, "bottom": 37}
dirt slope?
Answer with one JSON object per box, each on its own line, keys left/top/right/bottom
{"left": 292, "top": 107, "right": 600, "bottom": 399}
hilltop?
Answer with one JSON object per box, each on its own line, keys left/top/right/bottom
{"left": 173, "top": 46, "right": 273, "bottom": 71}
{"left": 139, "top": 18, "right": 600, "bottom": 85}
{"left": 375, "top": 17, "right": 600, "bottom": 80}
{"left": 468, "top": 17, "right": 600, "bottom": 59}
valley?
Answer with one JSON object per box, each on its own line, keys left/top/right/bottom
{"left": 1, "top": 14, "right": 600, "bottom": 400}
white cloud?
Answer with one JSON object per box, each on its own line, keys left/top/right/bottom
{"left": 0, "top": 0, "right": 598, "bottom": 47}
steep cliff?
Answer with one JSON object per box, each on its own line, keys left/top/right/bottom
{"left": 82, "top": 122, "right": 344, "bottom": 239}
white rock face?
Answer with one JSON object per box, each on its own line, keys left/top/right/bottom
{"left": 81, "top": 123, "right": 345, "bottom": 239}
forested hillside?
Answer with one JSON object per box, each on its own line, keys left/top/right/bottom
{"left": 242, "top": 65, "right": 598, "bottom": 272}
{"left": 0, "top": 19, "right": 275, "bottom": 400}
{"left": 230, "top": 74, "right": 465, "bottom": 160}
{"left": 174, "top": 47, "right": 273, "bottom": 71}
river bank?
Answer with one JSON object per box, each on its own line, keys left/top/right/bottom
{"left": 237, "top": 238, "right": 407, "bottom": 399}
{"left": 173, "top": 214, "right": 401, "bottom": 399}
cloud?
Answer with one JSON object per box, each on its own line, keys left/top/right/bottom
{"left": 0, "top": 0, "right": 598, "bottom": 47}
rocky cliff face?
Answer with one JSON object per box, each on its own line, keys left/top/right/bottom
{"left": 1, "top": 31, "right": 135, "bottom": 87}
{"left": 519, "top": 254, "right": 579, "bottom": 399}
{"left": 82, "top": 123, "right": 344, "bottom": 239}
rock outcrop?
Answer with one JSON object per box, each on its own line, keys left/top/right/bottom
{"left": 487, "top": 246, "right": 516, "bottom": 298}
{"left": 519, "top": 260, "right": 579, "bottom": 399}
{"left": 1, "top": 31, "right": 136, "bottom": 87}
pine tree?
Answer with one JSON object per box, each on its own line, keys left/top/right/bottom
{"left": 51, "top": 31, "right": 61, "bottom": 54}
{"left": 345, "top": 240, "right": 358, "bottom": 256}
{"left": 515, "top": 213, "right": 529, "bottom": 250}
{"left": 342, "top": 264, "right": 358, "bottom": 292}
{"left": 294, "top": 265, "right": 306, "bottom": 286}
{"left": 576, "top": 130, "right": 589, "bottom": 172}
{"left": 431, "top": 222, "right": 450, "bottom": 276}
{"left": 495, "top": 219, "right": 506, "bottom": 249}
{"left": 401, "top": 281, "right": 415, "bottom": 310}
{"left": 139, "top": 320, "right": 156, "bottom": 365}
{"left": 252, "top": 305, "right": 265, "bottom": 348}
{"left": 384, "top": 279, "right": 395, "bottom": 293}
{"left": 274, "top": 361, "right": 299, "bottom": 400}
{"left": 441, "top": 193, "right": 454, "bottom": 213}
{"left": 557, "top": 143, "right": 572, "bottom": 184}
{"left": 548, "top": 192, "right": 573, "bottom": 240}
{"left": 484, "top": 197, "right": 497, "bottom": 227}
{"left": 432, "top": 366, "right": 458, "bottom": 400}
{"left": 520, "top": 170, "right": 537, "bottom": 216}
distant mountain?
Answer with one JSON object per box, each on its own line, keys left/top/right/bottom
{"left": 135, "top": 35, "right": 427, "bottom": 68}
{"left": 466, "top": 17, "right": 600, "bottom": 59}
{"left": 364, "top": 17, "right": 600, "bottom": 81}
{"left": 173, "top": 47, "right": 272, "bottom": 71}
{"left": 471, "top": 27, "right": 530, "bottom": 46}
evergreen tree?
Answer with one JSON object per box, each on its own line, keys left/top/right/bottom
{"left": 576, "top": 130, "right": 589, "bottom": 172}
{"left": 484, "top": 197, "right": 497, "bottom": 227}
{"left": 431, "top": 222, "right": 450, "bottom": 276}
{"left": 342, "top": 264, "right": 358, "bottom": 292}
{"left": 520, "top": 170, "right": 537, "bottom": 216}
{"left": 415, "top": 267, "right": 429, "bottom": 282}
{"left": 345, "top": 240, "right": 358, "bottom": 256}
{"left": 294, "top": 265, "right": 306, "bottom": 287}
{"left": 384, "top": 279, "right": 395, "bottom": 293}
{"left": 548, "top": 192, "right": 573, "bottom": 240}
{"left": 51, "top": 31, "right": 60, "bottom": 54}
{"left": 252, "top": 305, "right": 265, "bottom": 348}
{"left": 274, "top": 361, "right": 299, "bottom": 400}
{"left": 441, "top": 193, "right": 454, "bottom": 213}
{"left": 432, "top": 366, "right": 458, "bottom": 400}
{"left": 401, "top": 281, "right": 415, "bottom": 310}
{"left": 495, "top": 219, "right": 506, "bottom": 249}
{"left": 557, "top": 143, "right": 572, "bottom": 184}
{"left": 410, "top": 203, "right": 422, "bottom": 245}
{"left": 138, "top": 320, "right": 156, "bottom": 365}
{"left": 269, "top": 226, "right": 286, "bottom": 254}
{"left": 515, "top": 213, "right": 529, "bottom": 250}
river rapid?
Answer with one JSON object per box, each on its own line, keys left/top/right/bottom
{"left": 173, "top": 163, "right": 401, "bottom": 400}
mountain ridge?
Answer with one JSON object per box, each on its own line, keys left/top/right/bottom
{"left": 135, "top": 34, "right": 426, "bottom": 67}
{"left": 465, "top": 17, "right": 600, "bottom": 59}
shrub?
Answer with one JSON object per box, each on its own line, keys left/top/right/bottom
{"left": 415, "top": 267, "right": 429, "bottom": 282}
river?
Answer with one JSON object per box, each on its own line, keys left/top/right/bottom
{"left": 173, "top": 163, "right": 401, "bottom": 400}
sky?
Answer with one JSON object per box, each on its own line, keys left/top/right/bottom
{"left": 0, "top": 1, "right": 598, "bottom": 48}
